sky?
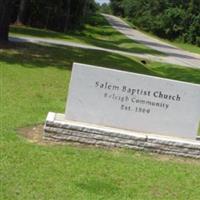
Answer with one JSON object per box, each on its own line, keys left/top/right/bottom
{"left": 95, "top": 0, "right": 110, "bottom": 5}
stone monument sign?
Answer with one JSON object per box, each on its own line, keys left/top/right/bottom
{"left": 65, "top": 63, "right": 200, "bottom": 139}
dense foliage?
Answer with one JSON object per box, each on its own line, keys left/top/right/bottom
{"left": 13, "top": 0, "right": 97, "bottom": 31}
{"left": 0, "top": 0, "right": 97, "bottom": 41}
{"left": 98, "top": 3, "right": 112, "bottom": 14}
{"left": 110, "top": 0, "right": 200, "bottom": 46}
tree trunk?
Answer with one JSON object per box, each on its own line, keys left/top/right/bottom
{"left": 83, "top": 0, "right": 88, "bottom": 18}
{"left": 16, "top": 0, "right": 27, "bottom": 24}
{"left": 0, "top": 0, "right": 13, "bottom": 42}
{"left": 64, "top": 0, "right": 71, "bottom": 32}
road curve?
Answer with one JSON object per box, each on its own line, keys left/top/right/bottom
{"left": 103, "top": 14, "right": 200, "bottom": 69}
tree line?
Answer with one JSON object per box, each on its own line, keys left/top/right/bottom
{"left": 109, "top": 0, "right": 200, "bottom": 46}
{"left": 0, "top": 0, "right": 97, "bottom": 42}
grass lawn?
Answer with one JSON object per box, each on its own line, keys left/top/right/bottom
{"left": 1, "top": 41, "right": 200, "bottom": 200}
{"left": 171, "top": 41, "right": 200, "bottom": 55}
{"left": 9, "top": 14, "right": 162, "bottom": 55}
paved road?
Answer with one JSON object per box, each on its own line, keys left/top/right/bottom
{"left": 9, "top": 36, "right": 176, "bottom": 64}
{"left": 10, "top": 35, "right": 200, "bottom": 69}
{"left": 103, "top": 14, "right": 200, "bottom": 69}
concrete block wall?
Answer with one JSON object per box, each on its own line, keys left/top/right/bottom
{"left": 44, "top": 112, "right": 200, "bottom": 159}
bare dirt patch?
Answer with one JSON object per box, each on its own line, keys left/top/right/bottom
{"left": 19, "top": 124, "right": 44, "bottom": 144}
{"left": 18, "top": 124, "right": 96, "bottom": 147}
{"left": 18, "top": 124, "right": 71, "bottom": 146}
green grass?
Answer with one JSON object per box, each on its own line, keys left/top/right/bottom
{"left": 9, "top": 14, "right": 162, "bottom": 55}
{"left": 123, "top": 17, "right": 200, "bottom": 55}
{"left": 1, "top": 41, "right": 200, "bottom": 199}
{"left": 171, "top": 41, "right": 200, "bottom": 55}
{"left": 148, "top": 62, "right": 200, "bottom": 84}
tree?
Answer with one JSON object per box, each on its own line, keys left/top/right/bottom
{"left": 16, "top": 0, "right": 29, "bottom": 24}
{"left": 100, "top": 3, "right": 111, "bottom": 14}
{"left": 110, "top": 0, "right": 124, "bottom": 16}
{"left": 64, "top": 0, "right": 71, "bottom": 32}
{"left": 0, "top": 0, "right": 16, "bottom": 41}
{"left": 110, "top": 0, "right": 200, "bottom": 46}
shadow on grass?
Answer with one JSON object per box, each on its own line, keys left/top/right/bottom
{"left": 81, "top": 32, "right": 163, "bottom": 55}
{"left": 10, "top": 26, "right": 162, "bottom": 55}
{"left": 0, "top": 42, "right": 156, "bottom": 76}
{"left": 149, "top": 63, "right": 200, "bottom": 84}
{"left": 10, "top": 15, "right": 163, "bottom": 56}
{"left": 1, "top": 42, "right": 199, "bottom": 84}
{"left": 82, "top": 15, "right": 163, "bottom": 55}
{"left": 76, "top": 178, "right": 121, "bottom": 196}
